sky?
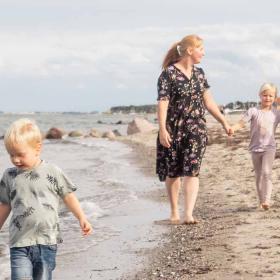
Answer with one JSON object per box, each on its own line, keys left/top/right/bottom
{"left": 1, "top": 0, "right": 280, "bottom": 112}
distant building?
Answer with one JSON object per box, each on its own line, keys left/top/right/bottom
{"left": 274, "top": 97, "right": 280, "bottom": 109}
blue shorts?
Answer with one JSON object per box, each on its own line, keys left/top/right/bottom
{"left": 10, "top": 244, "right": 57, "bottom": 280}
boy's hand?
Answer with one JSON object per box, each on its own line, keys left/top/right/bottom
{"left": 63, "top": 193, "right": 93, "bottom": 236}
{"left": 79, "top": 218, "right": 93, "bottom": 236}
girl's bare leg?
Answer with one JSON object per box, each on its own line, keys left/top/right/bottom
{"left": 182, "top": 176, "right": 199, "bottom": 223}
{"left": 260, "top": 150, "right": 275, "bottom": 208}
{"left": 251, "top": 152, "right": 263, "bottom": 204}
{"left": 165, "top": 177, "right": 181, "bottom": 222}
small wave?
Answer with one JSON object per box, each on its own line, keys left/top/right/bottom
{"left": 57, "top": 224, "right": 120, "bottom": 257}
{"left": 60, "top": 201, "right": 107, "bottom": 221}
{"left": 80, "top": 201, "right": 107, "bottom": 220}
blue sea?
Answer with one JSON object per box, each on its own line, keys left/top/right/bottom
{"left": 0, "top": 113, "right": 166, "bottom": 280}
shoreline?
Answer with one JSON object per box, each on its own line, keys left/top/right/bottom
{"left": 119, "top": 114, "right": 280, "bottom": 279}
{"left": 51, "top": 136, "right": 169, "bottom": 280}
{"left": 2, "top": 112, "right": 280, "bottom": 279}
{"left": 118, "top": 130, "right": 240, "bottom": 279}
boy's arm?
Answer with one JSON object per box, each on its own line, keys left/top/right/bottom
{"left": 0, "top": 203, "right": 11, "bottom": 230}
{"left": 63, "top": 193, "right": 92, "bottom": 236}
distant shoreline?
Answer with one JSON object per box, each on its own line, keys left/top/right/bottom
{"left": 0, "top": 100, "right": 259, "bottom": 115}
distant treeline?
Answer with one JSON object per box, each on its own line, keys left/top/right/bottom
{"left": 110, "top": 101, "right": 259, "bottom": 114}
{"left": 224, "top": 101, "right": 258, "bottom": 110}
{"left": 110, "top": 105, "right": 156, "bottom": 114}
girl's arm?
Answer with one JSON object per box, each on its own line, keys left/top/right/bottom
{"left": 203, "top": 91, "right": 231, "bottom": 134}
{"left": 157, "top": 100, "right": 172, "bottom": 148}
{"left": 0, "top": 203, "right": 11, "bottom": 230}
{"left": 63, "top": 193, "right": 92, "bottom": 236}
{"left": 231, "top": 120, "right": 246, "bottom": 133}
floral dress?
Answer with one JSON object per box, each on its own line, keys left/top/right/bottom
{"left": 156, "top": 65, "right": 210, "bottom": 181}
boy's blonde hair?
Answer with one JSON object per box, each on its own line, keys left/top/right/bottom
{"left": 259, "top": 83, "right": 278, "bottom": 97}
{"left": 4, "top": 118, "right": 42, "bottom": 151}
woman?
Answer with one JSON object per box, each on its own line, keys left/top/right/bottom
{"left": 156, "top": 34, "right": 231, "bottom": 224}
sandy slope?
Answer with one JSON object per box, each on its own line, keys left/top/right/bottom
{"left": 122, "top": 113, "right": 280, "bottom": 280}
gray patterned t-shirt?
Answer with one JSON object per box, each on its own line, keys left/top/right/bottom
{"left": 0, "top": 161, "right": 77, "bottom": 248}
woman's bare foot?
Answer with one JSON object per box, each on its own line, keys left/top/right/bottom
{"left": 154, "top": 219, "right": 180, "bottom": 225}
{"left": 182, "top": 219, "right": 199, "bottom": 225}
{"left": 182, "top": 215, "right": 199, "bottom": 225}
{"left": 170, "top": 219, "right": 181, "bottom": 225}
{"left": 170, "top": 210, "right": 180, "bottom": 223}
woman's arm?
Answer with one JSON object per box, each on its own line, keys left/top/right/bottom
{"left": 157, "top": 100, "right": 172, "bottom": 148}
{"left": 203, "top": 90, "right": 231, "bottom": 134}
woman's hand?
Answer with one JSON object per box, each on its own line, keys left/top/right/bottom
{"left": 228, "top": 127, "right": 234, "bottom": 136}
{"left": 223, "top": 123, "right": 233, "bottom": 136}
{"left": 159, "top": 128, "right": 172, "bottom": 148}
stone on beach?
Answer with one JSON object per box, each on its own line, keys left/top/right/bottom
{"left": 127, "top": 117, "right": 155, "bottom": 135}
{"left": 45, "top": 127, "right": 65, "bottom": 139}
{"left": 68, "top": 130, "right": 84, "bottom": 137}
{"left": 102, "top": 131, "right": 116, "bottom": 140}
{"left": 113, "top": 129, "right": 122, "bottom": 136}
{"left": 88, "top": 129, "right": 102, "bottom": 138}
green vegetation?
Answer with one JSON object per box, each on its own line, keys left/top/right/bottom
{"left": 110, "top": 105, "right": 156, "bottom": 114}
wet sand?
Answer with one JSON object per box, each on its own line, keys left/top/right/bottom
{"left": 53, "top": 137, "right": 169, "bottom": 280}
{"left": 121, "top": 113, "right": 280, "bottom": 280}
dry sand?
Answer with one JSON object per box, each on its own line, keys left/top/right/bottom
{"left": 120, "top": 113, "right": 280, "bottom": 280}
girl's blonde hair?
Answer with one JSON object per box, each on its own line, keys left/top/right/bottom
{"left": 259, "top": 83, "right": 278, "bottom": 97}
{"left": 162, "top": 34, "right": 203, "bottom": 69}
{"left": 4, "top": 118, "right": 42, "bottom": 152}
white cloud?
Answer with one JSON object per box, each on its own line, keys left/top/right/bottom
{"left": 1, "top": 22, "right": 280, "bottom": 109}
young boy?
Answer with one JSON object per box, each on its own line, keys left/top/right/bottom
{"left": 0, "top": 118, "right": 92, "bottom": 280}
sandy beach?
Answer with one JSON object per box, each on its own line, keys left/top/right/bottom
{"left": 1, "top": 112, "right": 280, "bottom": 280}
{"left": 120, "top": 113, "right": 280, "bottom": 280}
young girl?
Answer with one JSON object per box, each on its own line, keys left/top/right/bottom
{"left": 232, "top": 83, "right": 280, "bottom": 210}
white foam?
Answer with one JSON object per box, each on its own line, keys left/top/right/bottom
{"left": 80, "top": 201, "right": 107, "bottom": 220}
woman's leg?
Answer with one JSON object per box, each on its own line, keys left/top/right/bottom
{"left": 165, "top": 177, "right": 181, "bottom": 221}
{"left": 260, "top": 150, "right": 275, "bottom": 206}
{"left": 182, "top": 176, "right": 199, "bottom": 223}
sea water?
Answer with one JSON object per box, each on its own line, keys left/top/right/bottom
{"left": 0, "top": 113, "right": 166, "bottom": 280}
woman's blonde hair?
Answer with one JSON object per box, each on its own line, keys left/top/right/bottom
{"left": 4, "top": 118, "right": 42, "bottom": 152}
{"left": 162, "top": 34, "right": 203, "bottom": 69}
{"left": 259, "top": 83, "right": 278, "bottom": 97}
